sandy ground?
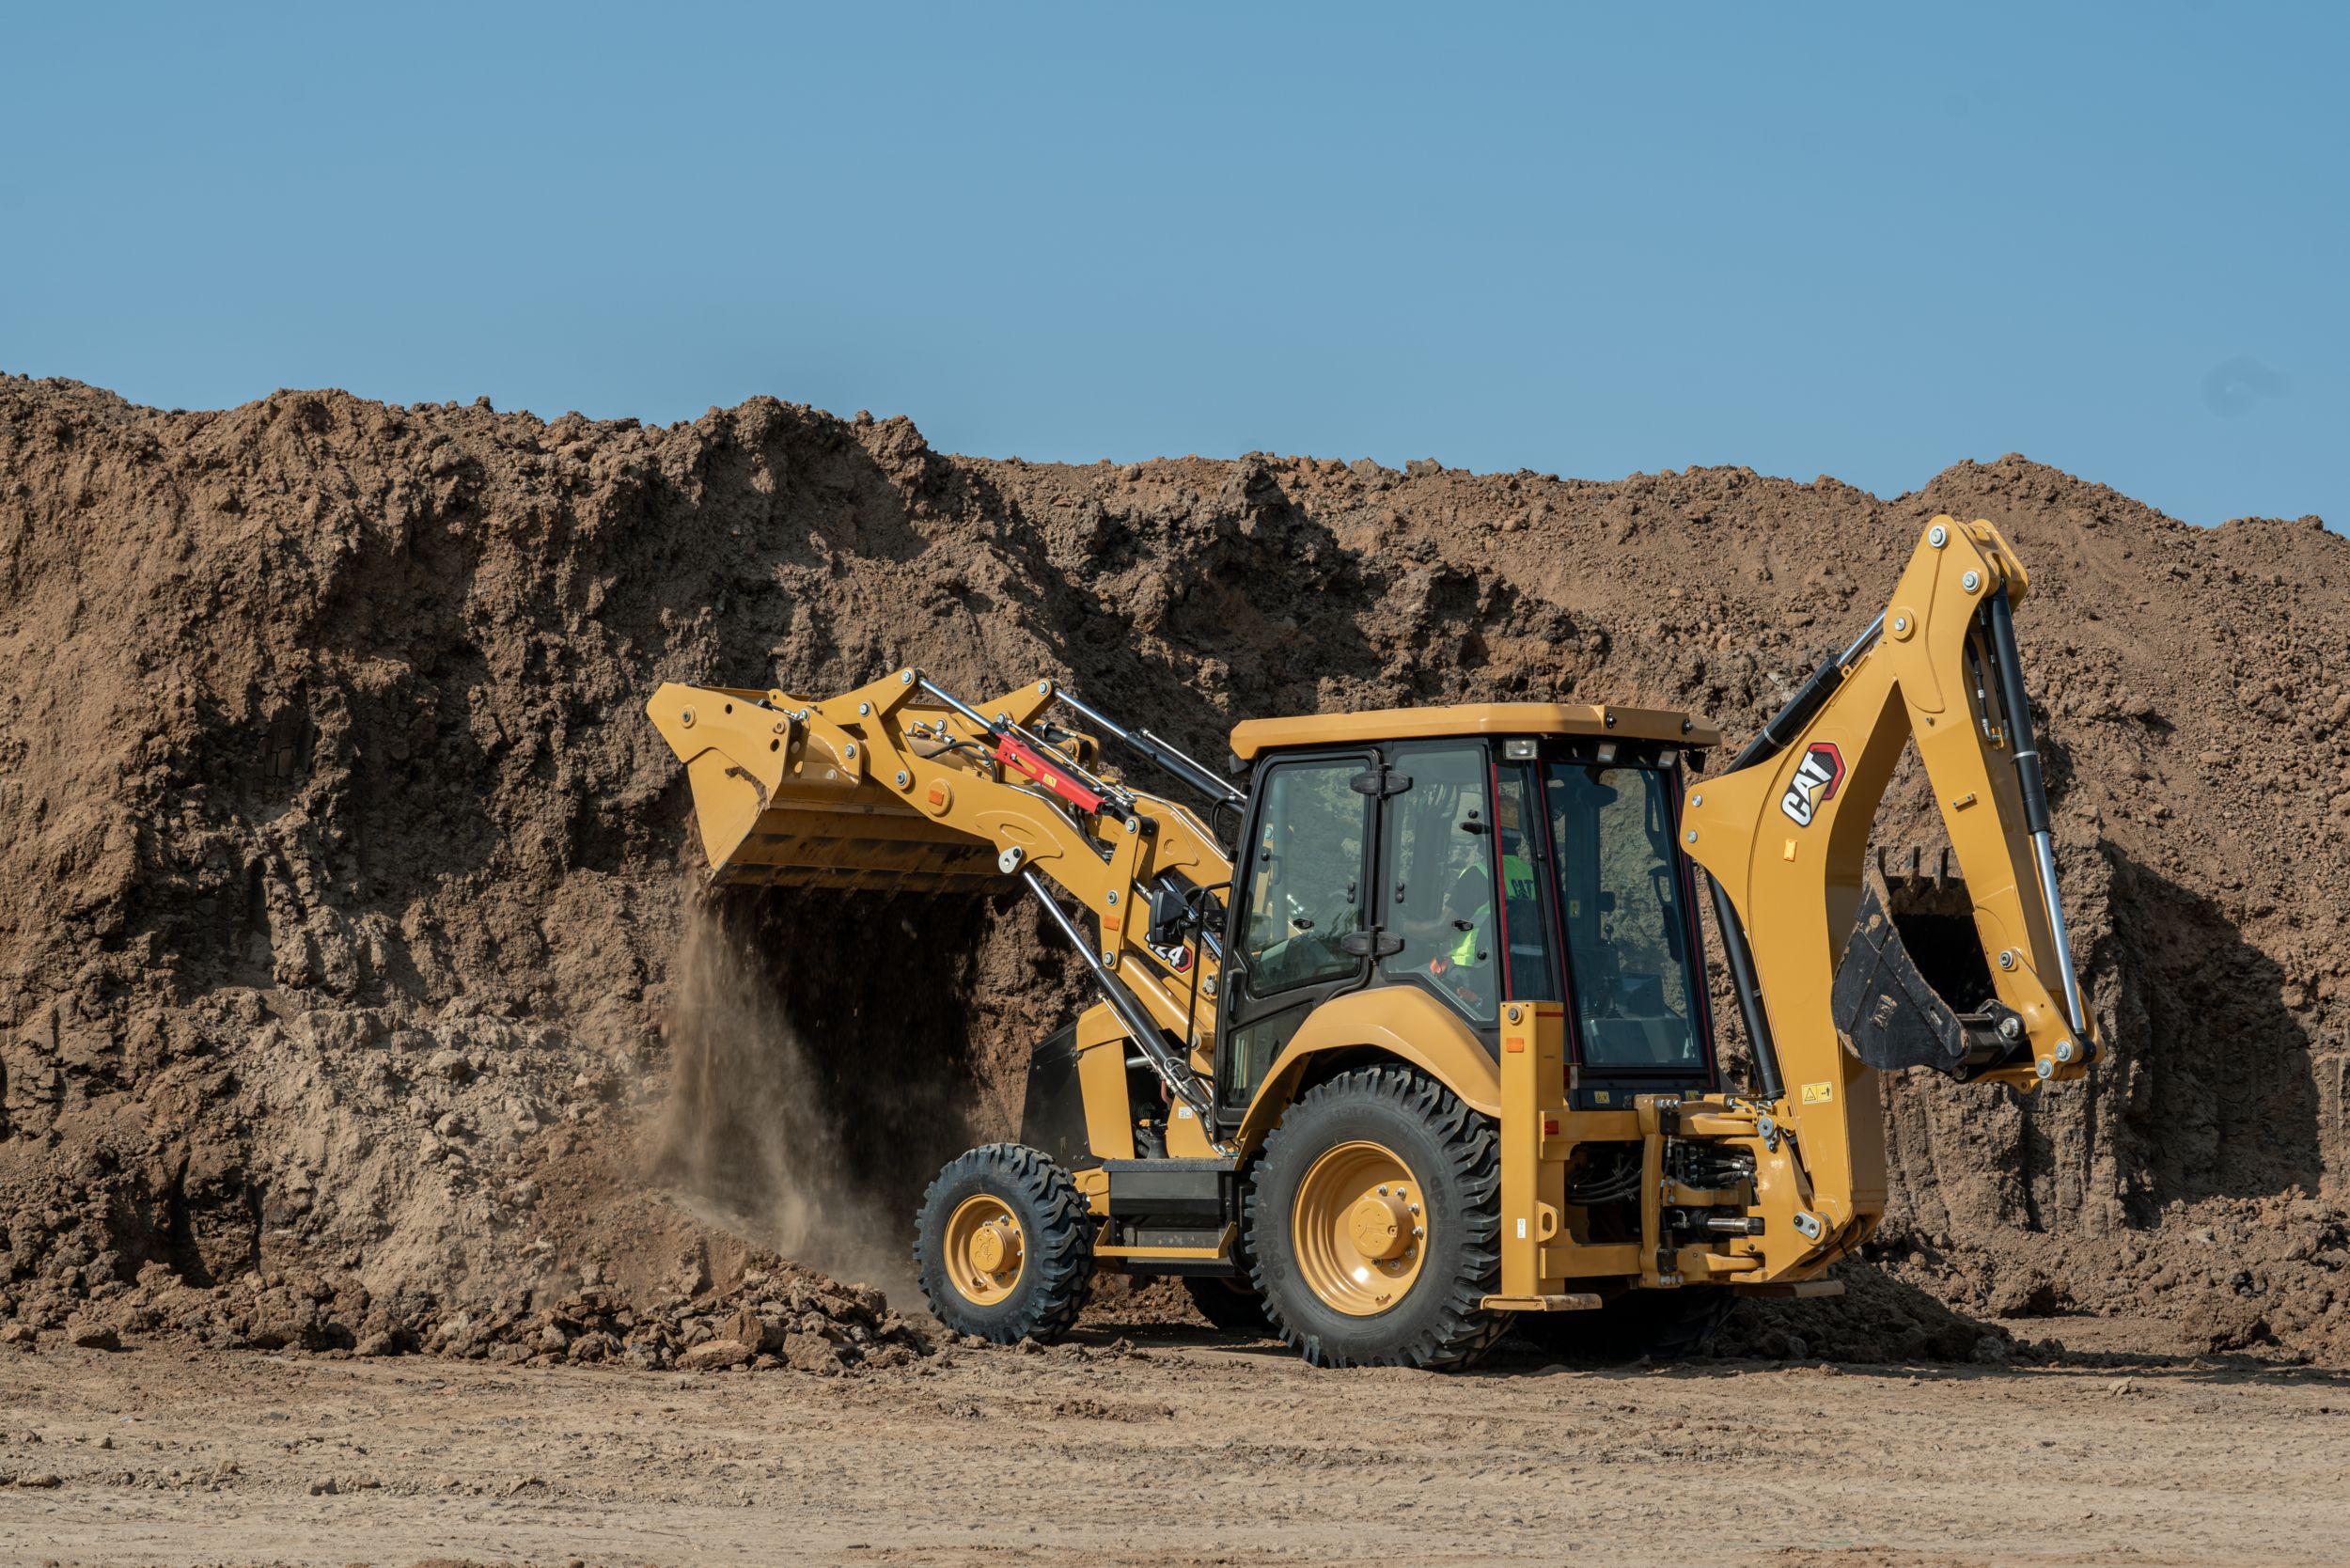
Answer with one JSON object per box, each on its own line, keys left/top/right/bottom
{"left": 2, "top": 1323, "right": 2343, "bottom": 1568}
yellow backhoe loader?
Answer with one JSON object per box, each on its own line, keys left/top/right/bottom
{"left": 648, "top": 516, "right": 2097, "bottom": 1368}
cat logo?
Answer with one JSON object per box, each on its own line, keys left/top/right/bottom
{"left": 1779, "top": 741, "right": 1846, "bottom": 827}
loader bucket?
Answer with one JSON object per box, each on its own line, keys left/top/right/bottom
{"left": 1831, "top": 857, "right": 2018, "bottom": 1079}
{"left": 646, "top": 682, "right": 1010, "bottom": 893}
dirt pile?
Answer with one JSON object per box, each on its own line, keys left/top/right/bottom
{"left": 0, "top": 373, "right": 2344, "bottom": 1365}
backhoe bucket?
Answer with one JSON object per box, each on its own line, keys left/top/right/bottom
{"left": 1831, "top": 861, "right": 2021, "bottom": 1079}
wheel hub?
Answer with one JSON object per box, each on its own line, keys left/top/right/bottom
{"left": 1292, "top": 1140, "right": 1428, "bottom": 1316}
{"left": 1347, "top": 1192, "right": 1414, "bottom": 1260}
{"left": 943, "top": 1195, "right": 1027, "bottom": 1305}
{"left": 969, "top": 1217, "right": 1023, "bottom": 1275}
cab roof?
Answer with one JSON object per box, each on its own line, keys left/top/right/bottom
{"left": 1228, "top": 701, "right": 1722, "bottom": 761}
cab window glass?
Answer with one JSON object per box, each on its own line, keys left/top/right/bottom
{"left": 1544, "top": 764, "right": 1702, "bottom": 1068}
{"left": 1238, "top": 760, "right": 1367, "bottom": 996}
{"left": 1494, "top": 769, "right": 1556, "bottom": 1001}
{"left": 1377, "top": 744, "right": 1496, "bottom": 1019}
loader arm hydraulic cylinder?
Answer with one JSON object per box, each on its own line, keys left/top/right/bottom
{"left": 1020, "top": 867, "right": 1219, "bottom": 1126}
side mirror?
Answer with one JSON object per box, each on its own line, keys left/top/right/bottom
{"left": 1147, "top": 880, "right": 1193, "bottom": 948}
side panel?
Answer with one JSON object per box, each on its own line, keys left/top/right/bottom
{"left": 1074, "top": 1003, "right": 1138, "bottom": 1162}
{"left": 1017, "top": 1022, "right": 1093, "bottom": 1170}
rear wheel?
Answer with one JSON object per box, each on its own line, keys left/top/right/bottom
{"left": 1182, "top": 1275, "right": 1274, "bottom": 1335}
{"left": 914, "top": 1143, "right": 1094, "bottom": 1344}
{"left": 1247, "top": 1065, "right": 1509, "bottom": 1370}
{"left": 1514, "top": 1288, "right": 1737, "bottom": 1362}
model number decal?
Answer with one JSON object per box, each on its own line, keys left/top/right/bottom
{"left": 1779, "top": 742, "right": 1847, "bottom": 826}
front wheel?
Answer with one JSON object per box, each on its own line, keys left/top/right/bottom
{"left": 914, "top": 1143, "right": 1095, "bottom": 1343}
{"left": 1246, "top": 1065, "right": 1509, "bottom": 1370}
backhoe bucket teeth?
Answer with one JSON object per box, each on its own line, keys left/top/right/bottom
{"left": 1832, "top": 875, "right": 2022, "bottom": 1078}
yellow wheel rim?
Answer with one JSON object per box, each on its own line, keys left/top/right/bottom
{"left": 943, "top": 1194, "right": 1026, "bottom": 1306}
{"left": 1292, "top": 1139, "right": 1428, "bottom": 1317}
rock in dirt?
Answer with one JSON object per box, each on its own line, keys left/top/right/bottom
{"left": 677, "top": 1338, "right": 755, "bottom": 1372}
{"left": 65, "top": 1320, "right": 121, "bottom": 1351}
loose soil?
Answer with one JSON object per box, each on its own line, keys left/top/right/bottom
{"left": 1, "top": 374, "right": 2345, "bottom": 1388}
{"left": 2, "top": 1332, "right": 2345, "bottom": 1567}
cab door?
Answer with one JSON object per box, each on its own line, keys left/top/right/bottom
{"left": 1214, "top": 750, "right": 1376, "bottom": 1126}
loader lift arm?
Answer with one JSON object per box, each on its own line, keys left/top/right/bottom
{"left": 1676, "top": 515, "right": 2099, "bottom": 1257}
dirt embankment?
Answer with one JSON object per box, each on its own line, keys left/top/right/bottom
{"left": 0, "top": 375, "right": 2343, "bottom": 1366}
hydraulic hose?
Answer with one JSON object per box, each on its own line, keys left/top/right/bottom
{"left": 1707, "top": 873, "right": 1785, "bottom": 1106}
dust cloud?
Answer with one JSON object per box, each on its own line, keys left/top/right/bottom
{"left": 653, "top": 902, "right": 908, "bottom": 1294}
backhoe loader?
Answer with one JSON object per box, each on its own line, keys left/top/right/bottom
{"left": 647, "top": 515, "right": 2098, "bottom": 1368}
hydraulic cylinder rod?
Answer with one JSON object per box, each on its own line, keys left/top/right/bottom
{"left": 1058, "top": 690, "right": 1247, "bottom": 807}
{"left": 1982, "top": 590, "right": 2088, "bottom": 1038}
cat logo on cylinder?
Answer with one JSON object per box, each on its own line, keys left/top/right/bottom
{"left": 1779, "top": 742, "right": 1846, "bottom": 827}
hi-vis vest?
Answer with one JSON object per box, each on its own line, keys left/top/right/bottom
{"left": 1449, "top": 851, "right": 1536, "bottom": 967}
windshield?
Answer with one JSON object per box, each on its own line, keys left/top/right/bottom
{"left": 1543, "top": 763, "right": 1705, "bottom": 1070}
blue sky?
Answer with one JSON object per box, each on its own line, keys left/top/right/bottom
{"left": 3, "top": 4, "right": 2341, "bottom": 527}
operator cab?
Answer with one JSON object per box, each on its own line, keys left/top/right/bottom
{"left": 1215, "top": 702, "right": 1725, "bottom": 1126}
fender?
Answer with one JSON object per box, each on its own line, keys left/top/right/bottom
{"left": 1232, "top": 986, "right": 1500, "bottom": 1153}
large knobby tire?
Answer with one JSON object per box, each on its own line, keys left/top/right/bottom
{"left": 1514, "top": 1288, "right": 1737, "bottom": 1363}
{"left": 914, "top": 1143, "right": 1095, "bottom": 1344}
{"left": 1247, "top": 1065, "right": 1509, "bottom": 1370}
{"left": 1182, "top": 1275, "right": 1275, "bottom": 1336}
